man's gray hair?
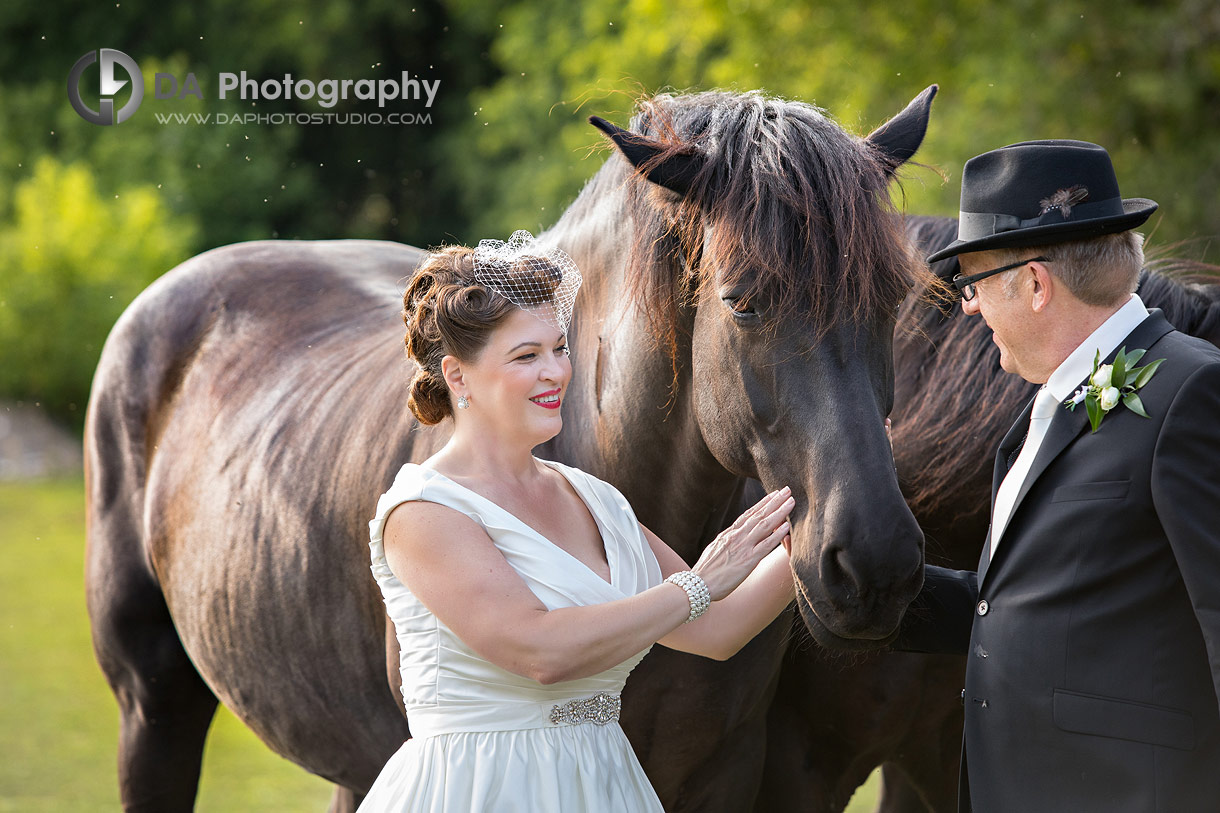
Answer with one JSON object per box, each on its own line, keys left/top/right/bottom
{"left": 998, "top": 231, "right": 1145, "bottom": 307}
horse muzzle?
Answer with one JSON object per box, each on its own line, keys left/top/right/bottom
{"left": 790, "top": 511, "right": 925, "bottom": 648}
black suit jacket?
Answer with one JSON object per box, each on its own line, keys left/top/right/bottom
{"left": 897, "top": 311, "right": 1220, "bottom": 812}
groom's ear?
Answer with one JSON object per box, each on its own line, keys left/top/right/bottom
{"left": 1029, "top": 261, "right": 1054, "bottom": 313}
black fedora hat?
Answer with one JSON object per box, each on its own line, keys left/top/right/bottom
{"left": 927, "top": 139, "right": 1157, "bottom": 263}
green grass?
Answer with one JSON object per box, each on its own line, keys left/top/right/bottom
{"left": 0, "top": 478, "right": 332, "bottom": 812}
{"left": 0, "top": 477, "right": 881, "bottom": 812}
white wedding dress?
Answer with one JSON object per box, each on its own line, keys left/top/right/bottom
{"left": 360, "top": 459, "right": 666, "bottom": 812}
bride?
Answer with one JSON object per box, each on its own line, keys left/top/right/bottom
{"left": 361, "top": 231, "right": 796, "bottom": 812}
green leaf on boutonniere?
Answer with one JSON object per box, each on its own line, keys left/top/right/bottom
{"left": 1085, "top": 392, "right": 1103, "bottom": 432}
{"left": 1124, "top": 348, "right": 1146, "bottom": 368}
{"left": 1133, "top": 357, "right": 1165, "bottom": 388}
{"left": 1111, "top": 349, "right": 1127, "bottom": 390}
{"left": 1123, "top": 391, "right": 1150, "bottom": 418}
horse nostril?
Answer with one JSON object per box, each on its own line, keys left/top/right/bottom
{"left": 822, "top": 535, "right": 922, "bottom": 607}
{"left": 827, "top": 546, "right": 865, "bottom": 602}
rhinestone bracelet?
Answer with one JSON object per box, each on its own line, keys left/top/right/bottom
{"left": 665, "top": 570, "right": 711, "bottom": 623}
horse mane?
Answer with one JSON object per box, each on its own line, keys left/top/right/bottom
{"left": 894, "top": 215, "right": 1220, "bottom": 543}
{"left": 890, "top": 217, "right": 1031, "bottom": 535}
{"left": 611, "top": 90, "right": 931, "bottom": 355}
{"left": 1137, "top": 252, "right": 1220, "bottom": 344}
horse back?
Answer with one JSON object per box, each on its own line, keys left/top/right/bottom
{"left": 85, "top": 239, "right": 430, "bottom": 787}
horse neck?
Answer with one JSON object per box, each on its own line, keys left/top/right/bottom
{"left": 1137, "top": 267, "right": 1220, "bottom": 345}
{"left": 890, "top": 285, "right": 1032, "bottom": 552}
{"left": 537, "top": 165, "right": 743, "bottom": 557}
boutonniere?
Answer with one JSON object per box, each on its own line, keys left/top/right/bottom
{"left": 1064, "top": 346, "right": 1165, "bottom": 433}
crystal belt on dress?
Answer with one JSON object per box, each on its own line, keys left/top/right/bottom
{"left": 548, "top": 692, "right": 620, "bottom": 726}
{"left": 405, "top": 692, "right": 623, "bottom": 738}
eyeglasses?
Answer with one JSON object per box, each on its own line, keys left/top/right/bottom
{"left": 953, "top": 256, "right": 1049, "bottom": 301}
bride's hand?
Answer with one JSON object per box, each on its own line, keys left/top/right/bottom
{"left": 691, "top": 487, "right": 794, "bottom": 601}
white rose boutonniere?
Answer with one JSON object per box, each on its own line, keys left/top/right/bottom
{"left": 1064, "top": 346, "right": 1165, "bottom": 433}
{"left": 1091, "top": 364, "right": 1113, "bottom": 389}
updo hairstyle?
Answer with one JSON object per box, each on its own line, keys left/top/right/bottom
{"left": 402, "top": 245, "right": 563, "bottom": 424}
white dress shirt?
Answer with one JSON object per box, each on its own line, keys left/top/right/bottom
{"left": 989, "top": 293, "right": 1151, "bottom": 557}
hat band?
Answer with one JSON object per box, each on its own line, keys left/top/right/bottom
{"left": 957, "top": 197, "right": 1126, "bottom": 242}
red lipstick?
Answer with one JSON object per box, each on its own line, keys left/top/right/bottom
{"left": 529, "top": 389, "right": 562, "bottom": 410}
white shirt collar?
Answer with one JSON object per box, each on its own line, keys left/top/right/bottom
{"left": 1044, "top": 293, "right": 1151, "bottom": 404}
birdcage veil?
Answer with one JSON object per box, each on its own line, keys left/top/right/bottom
{"left": 473, "top": 230, "right": 582, "bottom": 333}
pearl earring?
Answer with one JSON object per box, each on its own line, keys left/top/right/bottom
{"left": 457, "top": 395, "right": 470, "bottom": 410}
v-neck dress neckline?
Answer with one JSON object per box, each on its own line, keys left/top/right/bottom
{"left": 418, "top": 458, "right": 616, "bottom": 587}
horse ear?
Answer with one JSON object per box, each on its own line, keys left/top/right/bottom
{"left": 589, "top": 115, "right": 701, "bottom": 196}
{"left": 865, "top": 84, "right": 938, "bottom": 172}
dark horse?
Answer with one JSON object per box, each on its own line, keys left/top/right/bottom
{"left": 85, "top": 87, "right": 939, "bottom": 810}
{"left": 757, "top": 216, "right": 1220, "bottom": 812}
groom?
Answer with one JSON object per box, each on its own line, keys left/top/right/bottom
{"left": 896, "top": 140, "right": 1220, "bottom": 811}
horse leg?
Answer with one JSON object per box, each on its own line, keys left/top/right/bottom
{"left": 86, "top": 390, "right": 218, "bottom": 811}
{"left": 321, "top": 613, "right": 398, "bottom": 813}
{"left": 877, "top": 766, "right": 935, "bottom": 813}
{"left": 88, "top": 539, "right": 219, "bottom": 811}
{"left": 758, "top": 642, "right": 963, "bottom": 813}
{"left": 327, "top": 786, "right": 365, "bottom": 812}
{"left": 876, "top": 748, "right": 959, "bottom": 813}
{"left": 87, "top": 504, "right": 221, "bottom": 813}
{"left": 755, "top": 653, "right": 879, "bottom": 813}
{"left": 874, "top": 655, "right": 965, "bottom": 813}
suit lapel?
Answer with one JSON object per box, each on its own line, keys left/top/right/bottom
{"left": 979, "top": 395, "right": 1036, "bottom": 582}
{"left": 979, "top": 310, "right": 1175, "bottom": 586}
{"left": 1005, "top": 396, "right": 1090, "bottom": 524}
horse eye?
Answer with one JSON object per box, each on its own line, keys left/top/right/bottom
{"left": 722, "top": 295, "right": 757, "bottom": 319}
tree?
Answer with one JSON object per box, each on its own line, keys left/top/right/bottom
{"left": 437, "top": 0, "right": 1220, "bottom": 251}
{"left": 0, "top": 0, "right": 497, "bottom": 249}
{"left": 0, "top": 157, "right": 198, "bottom": 426}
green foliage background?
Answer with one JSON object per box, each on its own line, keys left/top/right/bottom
{"left": 3, "top": 0, "right": 1218, "bottom": 426}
